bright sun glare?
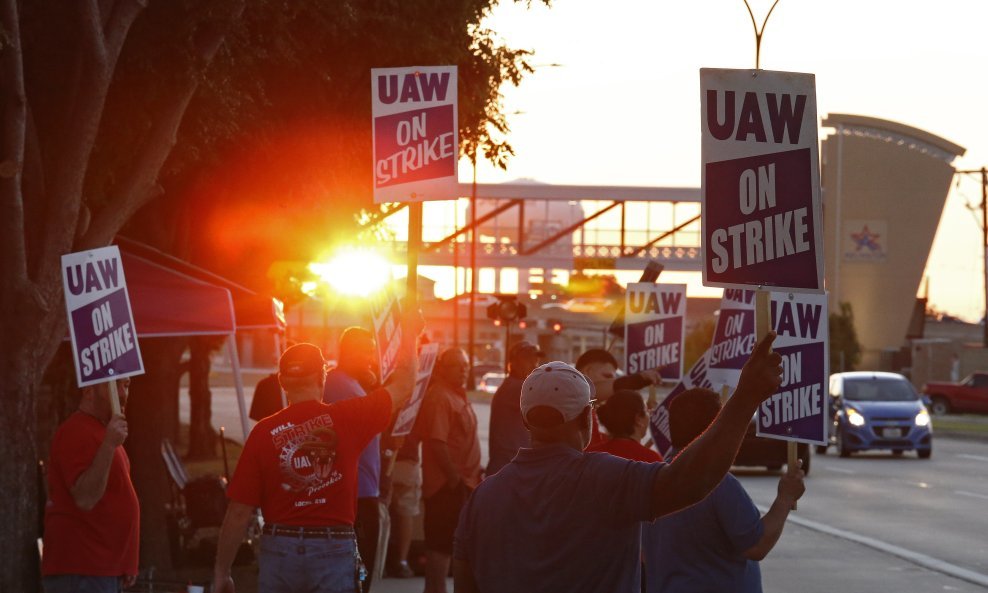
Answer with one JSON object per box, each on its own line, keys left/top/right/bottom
{"left": 309, "top": 250, "right": 393, "bottom": 297}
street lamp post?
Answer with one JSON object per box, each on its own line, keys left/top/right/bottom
{"left": 743, "top": 0, "right": 781, "bottom": 70}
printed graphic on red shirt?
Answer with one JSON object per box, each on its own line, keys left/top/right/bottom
{"left": 271, "top": 414, "right": 343, "bottom": 499}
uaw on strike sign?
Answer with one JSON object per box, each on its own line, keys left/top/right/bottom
{"left": 391, "top": 343, "right": 440, "bottom": 438}
{"left": 648, "top": 351, "right": 716, "bottom": 459}
{"left": 62, "top": 246, "right": 144, "bottom": 387}
{"left": 706, "top": 288, "right": 829, "bottom": 445}
{"left": 370, "top": 286, "right": 402, "bottom": 384}
{"left": 372, "top": 66, "right": 458, "bottom": 203}
{"left": 700, "top": 69, "right": 824, "bottom": 292}
{"left": 624, "top": 283, "right": 686, "bottom": 382}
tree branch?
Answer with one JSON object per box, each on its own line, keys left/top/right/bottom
{"left": 36, "top": 0, "right": 145, "bottom": 284}
{"left": 98, "top": 0, "right": 115, "bottom": 30}
{"left": 80, "top": 0, "right": 108, "bottom": 67}
{"left": 83, "top": 1, "right": 246, "bottom": 249}
{"left": 0, "top": 0, "right": 29, "bottom": 288}
{"left": 105, "top": 0, "right": 146, "bottom": 59}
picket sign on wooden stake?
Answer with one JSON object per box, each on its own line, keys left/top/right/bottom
{"left": 755, "top": 288, "right": 797, "bottom": 510}
{"left": 108, "top": 380, "right": 121, "bottom": 416}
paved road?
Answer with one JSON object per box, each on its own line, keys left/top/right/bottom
{"left": 192, "top": 387, "right": 988, "bottom": 591}
{"left": 738, "top": 437, "right": 988, "bottom": 585}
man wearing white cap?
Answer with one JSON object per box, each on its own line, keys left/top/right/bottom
{"left": 453, "top": 332, "right": 787, "bottom": 593}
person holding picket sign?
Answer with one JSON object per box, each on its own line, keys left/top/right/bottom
{"left": 643, "top": 388, "right": 805, "bottom": 593}
{"left": 323, "top": 326, "right": 385, "bottom": 592}
{"left": 212, "top": 316, "right": 418, "bottom": 593}
{"left": 42, "top": 378, "right": 139, "bottom": 593}
{"left": 453, "top": 332, "right": 784, "bottom": 593}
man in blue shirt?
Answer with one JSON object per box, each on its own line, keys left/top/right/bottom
{"left": 323, "top": 327, "right": 382, "bottom": 591}
{"left": 644, "top": 388, "right": 804, "bottom": 593}
{"left": 487, "top": 341, "right": 542, "bottom": 475}
{"left": 453, "top": 332, "right": 787, "bottom": 593}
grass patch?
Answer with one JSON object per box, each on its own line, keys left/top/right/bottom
{"left": 934, "top": 414, "right": 988, "bottom": 437}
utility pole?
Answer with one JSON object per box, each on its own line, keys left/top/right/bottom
{"left": 982, "top": 166, "right": 986, "bottom": 348}
{"left": 468, "top": 154, "right": 478, "bottom": 388}
{"left": 956, "top": 167, "right": 988, "bottom": 347}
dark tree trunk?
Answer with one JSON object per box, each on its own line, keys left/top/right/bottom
{"left": 0, "top": 282, "right": 65, "bottom": 593}
{"left": 0, "top": 369, "right": 41, "bottom": 593}
{"left": 125, "top": 337, "right": 187, "bottom": 571}
{"left": 187, "top": 336, "right": 219, "bottom": 460}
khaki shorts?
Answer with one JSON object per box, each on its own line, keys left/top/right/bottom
{"left": 390, "top": 459, "right": 422, "bottom": 517}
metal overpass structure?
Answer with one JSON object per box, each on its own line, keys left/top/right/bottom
{"left": 370, "top": 181, "right": 705, "bottom": 282}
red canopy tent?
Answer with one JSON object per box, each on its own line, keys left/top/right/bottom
{"left": 113, "top": 238, "right": 285, "bottom": 438}
{"left": 122, "top": 250, "right": 237, "bottom": 336}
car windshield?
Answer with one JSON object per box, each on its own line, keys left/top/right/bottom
{"left": 843, "top": 378, "right": 919, "bottom": 402}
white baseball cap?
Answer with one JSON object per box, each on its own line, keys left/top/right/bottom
{"left": 521, "top": 361, "right": 596, "bottom": 424}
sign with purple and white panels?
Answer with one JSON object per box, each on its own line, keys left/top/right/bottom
{"left": 370, "top": 286, "right": 402, "bottom": 385}
{"left": 756, "top": 291, "right": 829, "bottom": 445}
{"left": 62, "top": 246, "right": 144, "bottom": 387}
{"left": 390, "top": 343, "right": 440, "bottom": 438}
{"left": 625, "top": 283, "right": 686, "bottom": 382}
{"left": 707, "top": 288, "right": 757, "bottom": 391}
{"left": 372, "top": 66, "right": 458, "bottom": 203}
{"left": 700, "top": 68, "right": 824, "bottom": 293}
{"left": 648, "top": 350, "right": 716, "bottom": 459}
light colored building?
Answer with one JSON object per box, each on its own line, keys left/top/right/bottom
{"left": 821, "top": 114, "right": 965, "bottom": 369}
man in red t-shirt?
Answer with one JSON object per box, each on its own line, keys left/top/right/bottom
{"left": 213, "top": 340, "right": 415, "bottom": 593}
{"left": 42, "top": 378, "right": 139, "bottom": 593}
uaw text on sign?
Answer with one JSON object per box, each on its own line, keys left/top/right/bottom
{"left": 700, "top": 68, "right": 824, "bottom": 293}
{"left": 62, "top": 246, "right": 144, "bottom": 388}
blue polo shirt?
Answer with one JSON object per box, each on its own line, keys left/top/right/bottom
{"left": 323, "top": 369, "right": 380, "bottom": 498}
{"left": 454, "top": 444, "right": 663, "bottom": 593}
{"left": 643, "top": 473, "right": 764, "bottom": 593}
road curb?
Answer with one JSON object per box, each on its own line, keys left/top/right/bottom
{"left": 760, "top": 505, "right": 988, "bottom": 589}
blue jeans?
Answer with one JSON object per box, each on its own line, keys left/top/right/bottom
{"left": 259, "top": 533, "right": 359, "bottom": 593}
{"left": 44, "top": 575, "right": 119, "bottom": 593}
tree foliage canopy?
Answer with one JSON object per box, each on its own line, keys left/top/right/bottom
{"left": 105, "top": 1, "right": 538, "bottom": 293}
{"left": 0, "top": 0, "right": 546, "bottom": 588}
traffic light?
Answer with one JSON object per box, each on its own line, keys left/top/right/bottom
{"left": 486, "top": 295, "right": 527, "bottom": 323}
{"left": 549, "top": 319, "right": 563, "bottom": 334}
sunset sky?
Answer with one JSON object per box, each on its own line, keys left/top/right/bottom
{"left": 443, "top": 0, "right": 988, "bottom": 320}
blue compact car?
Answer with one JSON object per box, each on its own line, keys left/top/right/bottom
{"left": 819, "top": 372, "right": 933, "bottom": 459}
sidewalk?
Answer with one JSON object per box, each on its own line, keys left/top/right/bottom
{"left": 374, "top": 575, "right": 442, "bottom": 593}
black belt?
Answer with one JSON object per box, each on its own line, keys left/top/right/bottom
{"left": 262, "top": 524, "right": 355, "bottom": 539}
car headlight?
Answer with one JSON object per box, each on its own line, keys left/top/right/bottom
{"left": 915, "top": 409, "right": 931, "bottom": 427}
{"left": 847, "top": 408, "right": 866, "bottom": 427}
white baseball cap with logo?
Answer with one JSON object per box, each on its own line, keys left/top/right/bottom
{"left": 520, "top": 361, "right": 596, "bottom": 424}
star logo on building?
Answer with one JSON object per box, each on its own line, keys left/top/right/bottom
{"left": 851, "top": 225, "right": 882, "bottom": 252}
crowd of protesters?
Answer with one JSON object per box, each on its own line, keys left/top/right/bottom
{"left": 40, "top": 303, "right": 804, "bottom": 593}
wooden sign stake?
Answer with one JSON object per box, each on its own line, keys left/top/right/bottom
{"left": 107, "top": 379, "right": 121, "bottom": 416}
